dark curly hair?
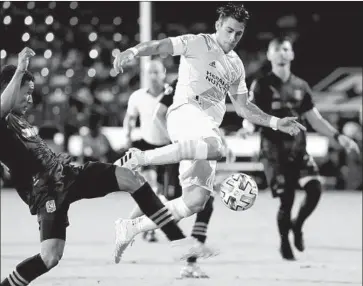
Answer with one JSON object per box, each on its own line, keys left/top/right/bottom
{"left": 0, "top": 65, "right": 34, "bottom": 91}
{"left": 216, "top": 2, "right": 250, "bottom": 25}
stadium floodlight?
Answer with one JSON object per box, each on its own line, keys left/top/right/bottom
{"left": 24, "top": 16, "right": 33, "bottom": 25}
{"left": 70, "top": 16, "right": 78, "bottom": 26}
{"left": 66, "top": 69, "right": 74, "bottom": 78}
{"left": 45, "top": 15, "right": 54, "bottom": 25}
{"left": 113, "top": 17, "right": 122, "bottom": 26}
{"left": 88, "top": 68, "right": 96, "bottom": 77}
{"left": 48, "top": 2, "right": 56, "bottom": 9}
{"left": 27, "top": 1, "right": 35, "bottom": 9}
{"left": 46, "top": 32, "right": 54, "bottom": 42}
{"left": 44, "top": 49, "right": 52, "bottom": 59}
{"left": 70, "top": 1, "right": 78, "bottom": 9}
{"left": 91, "top": 17, "right": 99, "bottom": 25}
{"left": 41, "top": 68, "right": 49, "bottom": 77}
{"left": 3, "top": 2, "right": 11, "bottom": 9}
{"left": 89, "top": 49, "right": 98, "bottom": 59}
{"left": 113, "top": 33, "right": 122, "bottom": 42}
{"left": 88, "top": 32, "right": 98, "bottom": 42}
{"left": 3, "top": 15, "right": 11, "bottom": 25}
{"left": 22, "top": 32, "right": 30, "bottom": 42}
{"left": 1, "top": 50, "right": 7, "bottom": 59}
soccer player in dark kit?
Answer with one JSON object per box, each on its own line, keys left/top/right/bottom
{"left": 0, "top": 48, "right": 211, "bottom": 286}
{"left": 241, "top": 36, "right": 360, "bottom": 260}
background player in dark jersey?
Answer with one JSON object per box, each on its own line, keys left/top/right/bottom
{"left": 0, "top": 48, "right": 209, "bottom": 286}
{"left": 241, "top": 36, "right": 360, "bottom": 260}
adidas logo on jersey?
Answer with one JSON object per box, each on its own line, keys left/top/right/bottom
{"left": 209, "top": 61, "right": 216, "bottom": 68}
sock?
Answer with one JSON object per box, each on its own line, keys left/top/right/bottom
{"left": 294, "top": 180, "right": 322, "bottom": 230}
{"left": 187, "top": 196, "right": 214, "bottom": 264}
{"left": 1, "top": 254, "right": 48, "bottom": 286}
{"left": 277, "top": 189, "right": 295, "bottom": 237}
{"left": 134, "top": 197, "right": 194, "bottom": 236}
{"left": 131, "top": 183, "right": 186, "bottom": 241}
{"left": 138, "top": 139, "right": 209, "bottom": 166}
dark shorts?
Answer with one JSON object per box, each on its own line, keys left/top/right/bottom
{"left": 35, "top": 161, "right": 119, "bottom": 241}
{"left": 132, "top": 139, "right": 168, "bottom": 185}
{"left": 261, "top": 150, "right": 320, "bottom": 198}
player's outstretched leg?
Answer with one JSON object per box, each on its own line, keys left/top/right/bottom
{"left": 113, "top": 165, "right": 187, "bottom": 263}
{"left": 277, "top": 188, "right": 296, "bottom": 260}
{"left": 113, "top": 164, "right": 217, "bottom": 262}
{"left": 114, "top": 135, "right": 224, "bottom": 169}
{"left": 180, "top": 196, "right": 214, "bottom": 279}
{"left": 1, "top": 231, "right": 65, "bottom": 286}
{"left": 292, "top": 179, "right": 322, "bottom": 252}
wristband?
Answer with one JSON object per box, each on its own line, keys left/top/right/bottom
{"left": 269, "top": 116, "right": 279, "bottom": 130}
{"left": 127, "top": 47, "right": 139, "bottom": 56}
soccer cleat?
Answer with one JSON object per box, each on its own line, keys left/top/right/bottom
{"left": 291, "top": 221, "right": 305, "bottom": 252}
{"left": 114, "top": 218, "right": 138, "bottom": 263}
{"left": 180, "top": 263, "right": 209, "bottom": 279}
{"left": 172, "top": 237, "right": 219, "bottom": 261}
{"left": 280, "top": 235, "right": 296, "bottom": 261}
{"left": 115, "top": 148, "right": 142, "bottom": 170}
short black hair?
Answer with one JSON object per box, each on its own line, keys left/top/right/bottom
{"left": 216, "top": 3, "right": 250, "bottom": 25}
{"left": 269, "top": 35, "right": 294, "bottom": 47}
{"left": 0, "top": 65, "right": 35, "bottom": 91}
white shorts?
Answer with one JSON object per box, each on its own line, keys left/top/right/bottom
{"left": 167, "top": 103, "right": 221, "bottom": 193}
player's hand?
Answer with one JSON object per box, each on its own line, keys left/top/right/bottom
{"left": 337, "top": 134, "right": 360, "bottom": 155}
{"left": 17, "top": 47, "right": 36, "bottom": 72}
{"left": 277, "top": 117, "right": 306, "bottom": 136}
{"left": 113, "top": 49, "right": 136, "bottom": 74}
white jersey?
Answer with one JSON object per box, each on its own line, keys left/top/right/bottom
{"left": 169, "top": 33, "right": 248, "bottom": 126}
{"left": 126, "top": 88, "right": 170, "bottom": 145}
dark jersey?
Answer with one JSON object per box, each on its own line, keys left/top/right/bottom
{"left": 0, "top": 113, "right": 71, "bottom": 204}
{"left": 249, "top": 72, "right": 315, "bottom": 156}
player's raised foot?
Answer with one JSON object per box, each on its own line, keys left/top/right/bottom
{"left": 180, "top": 263, "right": 209, "bottom": 279}
{"left": 114, "top": 148, "right": 142, "bottom": 170}
{"left": 291, "top": 220, "right": 305, "bottom": 252}
{"left": 114, "top": 218, "right": 138, "bottom": 263}
{"left": 172, "top": 237, "right": 219, "bottom": 261}
{"left": 280, "top": 235, "right": 296, "bottom": 261}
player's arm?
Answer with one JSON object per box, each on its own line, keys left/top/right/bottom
{"left": 114, "top": 34, "right": 201, "bottom": 73}
{"left": 302, "top": 86, "right": 360, "bottom": 154}
{"left": 123, "top": 92, "right": 139, "bottom": 145}
{"left": 1, "top": 47, "right": 35, "bottom": 118}
{"left": 229, "top": 77, "right": 306, "bottom": 135}
{"left": 0, "top": 69, "right": 24, "bottom": 118}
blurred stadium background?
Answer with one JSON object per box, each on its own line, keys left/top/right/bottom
{"left": 1, "top": 2, "right": 362, "bottom": 285}
{"left": 1, "top": 1, "right": 362, "bottom": 191}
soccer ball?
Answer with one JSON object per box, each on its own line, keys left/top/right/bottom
{"left": 219, "top": 173, "right": 258, "bottom": 211}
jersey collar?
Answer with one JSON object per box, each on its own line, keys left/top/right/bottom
{"left": 211, "top": 33, "right": 234, "bottom": 56}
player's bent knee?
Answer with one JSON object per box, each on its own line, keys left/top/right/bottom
{"left": 204, "top": 137, "right": 224, "bottom": 161}
{"left": 182, "top": 185, "right": 211, "bottom": 213}
{"left": 41, "top": 252, "right": 63, "bottom": 269}
{"left": 40, "top": 238, "right": 65, "bottom": 269}
{"left": 115, "top": 166, "right": 146, "bottom": 193}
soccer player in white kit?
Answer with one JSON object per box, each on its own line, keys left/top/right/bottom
{"left": 113, "top": 3, "right": 306, "bottom": 261}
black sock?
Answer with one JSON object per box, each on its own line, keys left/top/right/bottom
{"left": 294, "top": 180, "right": 322, "bottom": 230}
{"left": 131, "top": 183, "right": 185, "bottom": 241}
{"left": 187, "top": 196, "right": 214, "bottom": 264}
{"left": 1, "top": 254, "right": 49, "bottom": 286}
{"left": 277, "top": 189, "right": 295, "bottom": 238}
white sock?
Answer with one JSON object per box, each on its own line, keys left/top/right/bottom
{"left": 138, "top": 140, "right": 209, "bottom": 166}
{"left": 135, "top": 198, "right": 194, "bottom": 233}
